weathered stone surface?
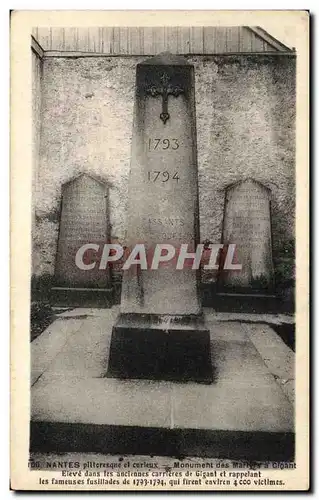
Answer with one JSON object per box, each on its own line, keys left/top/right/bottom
{"left": 220, "top": 178, "right": 274, "bottom": 291}
{"left": 31, "top": 310, "right": 294, "bottom": 460}
{"left": 32, "top": 56, "right": 295, "bottom": 291}
{"left": 54, "top": 174, "right": 110, "bottom": 288}
{"left": 121, "top": 53, "right": 201, "bottom": 315}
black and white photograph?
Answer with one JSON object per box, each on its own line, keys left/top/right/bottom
{"left": 10, "top": 10, "right": 309, "bottom": 491}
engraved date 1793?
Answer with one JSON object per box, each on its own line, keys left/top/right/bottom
{"left": 148, "top": 138, "right": 179, "bottom": 150}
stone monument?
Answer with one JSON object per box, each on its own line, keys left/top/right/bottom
{"left": 53, "top": 173, "right": 113, "bottom": 307}
{"left": 107, "top": 53, "right": 212, "bottom": 383}
{"left": 220, "top": 178, "right": 274, "bottom": 292}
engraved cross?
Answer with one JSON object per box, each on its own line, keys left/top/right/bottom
{"left": 146, "top": 72, "right": 184, "bottom": 124}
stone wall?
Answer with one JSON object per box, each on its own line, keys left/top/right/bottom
{"left": 32, "top": 54, "right": 295, "bottom": 293}
{"left": 32, "top": 49, "right": 42, "bottom": 229}
{"left": 32, "top": 49, "right": 44, "bottom": 289}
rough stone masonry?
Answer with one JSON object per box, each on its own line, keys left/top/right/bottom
{"left": 32, "top": 52, "right": 295, "bottom": 301}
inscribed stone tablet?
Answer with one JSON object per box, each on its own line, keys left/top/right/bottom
{"left": 221, "top": 178, "right": 274, "bottom": 291}
{"left": 54, "top": 174, "right": 110, "bottom": 288}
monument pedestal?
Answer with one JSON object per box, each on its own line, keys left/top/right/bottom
{"left": 107, "top": 313, "right": 213, "bottom": 383}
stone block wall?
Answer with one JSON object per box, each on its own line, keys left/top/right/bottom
{"left": 32, "top": 54, "right": 295, "bottom": 296}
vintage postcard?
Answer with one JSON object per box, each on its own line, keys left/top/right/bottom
{"left": 10, "top": 10, "right": 309, "bottom": 491}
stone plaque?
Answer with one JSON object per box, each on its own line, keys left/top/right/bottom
{"left": 54, "top": 174, "right": 111, "bottom": 289}
{"left": 220, "top": 178, "right": 274, "bottom": 291}
{"left": 108, "top": 53, "right": 212, "bottom": 383}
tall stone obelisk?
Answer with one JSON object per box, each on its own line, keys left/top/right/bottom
{"left": 107, "top": 53, "right": 212, "bottom": 383}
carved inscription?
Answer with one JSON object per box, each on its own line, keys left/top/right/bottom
{"left": 141, "top": 216, "right": 188, "bottom": 241}
{"left": 55, "top": 174, "right": 109, "bottom": 287}
{"left": 147, "top": 171, "right": 179, "bottom": 183}
{"left": 221, "top": 179, "right": 274, "bottom": 290}
{"left": 148, "top": 138, "right": 180, "bottom": 150}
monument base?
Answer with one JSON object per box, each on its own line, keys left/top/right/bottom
{"left": 107, "top": 313, "right": 213, "bottom": 384}
{"left": 51, "top": 287, "right": 113, "bottom": 308}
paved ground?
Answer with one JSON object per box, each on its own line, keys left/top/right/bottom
{"left": 32, "top": 307, "right": 294, "bottom": 403}
{"left": 31, "top": 307, "right": 294, "bottom": 438}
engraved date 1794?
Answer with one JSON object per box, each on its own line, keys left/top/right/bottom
{"left": 147, "top": 171, "right": 179, "bottom": 183}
